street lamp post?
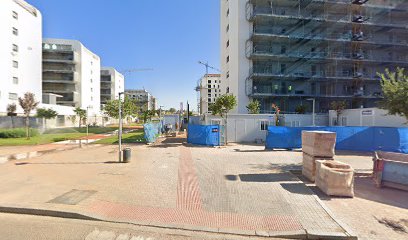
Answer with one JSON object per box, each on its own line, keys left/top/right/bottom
{"left": 307, "top": 98, "right": 316, "bottom": 126}
{"left": 118, "top": 92, "right": 124, "bottom": 162}
{"left": 86, "top": 106, "right": 92, "bottom": 145}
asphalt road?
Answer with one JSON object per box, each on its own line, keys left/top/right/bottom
{"left": 0, "top": 213, "right": 273, "bottom": 240}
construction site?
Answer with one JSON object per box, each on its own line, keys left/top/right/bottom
{"left": 244, "top": 0, "right": 408, "bottom": 113}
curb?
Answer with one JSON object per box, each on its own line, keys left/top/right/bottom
{"left": 0, "top": 205, "right": 311, "bottom": 239}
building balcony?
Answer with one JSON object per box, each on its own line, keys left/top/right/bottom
{"left": 248, "top": 68, "right": 381, "bottom": 81}
{"left": 43, "top": 51, "right": 78, "bottom": 64}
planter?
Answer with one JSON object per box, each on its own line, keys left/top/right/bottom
{"left": 302, "top": 153, "right": 333, "bottom": 182}
{"left": 373, "top": 151, "right": 408, "bottom": 191}
{"left": 302, "top": 131, "right": 336, "bottom": 157}
{"left": 315, "top": 160, "right": 354, "bottom": 197}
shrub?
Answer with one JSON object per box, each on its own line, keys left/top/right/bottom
{"left": 0, "top": 128, "right": 39, "bottom": 138}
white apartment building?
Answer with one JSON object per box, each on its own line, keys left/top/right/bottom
{"left": 42, "top": 39, "right": 101, "bottom": 115}
{"left": 199, "top": 74, "right": 222, "bottom": 114}
{"left": 126, "top": 89, "right": 156, "bottom": 111}
{"left": 220, "top": 0, "right": 250, "bottom": 114}
{"left": 100, "top": 67, "right": 125, "bottom": 106}
{"left": 0, "top": 0, "right": 42, "bottom": 115}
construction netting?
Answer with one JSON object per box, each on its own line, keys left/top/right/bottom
{"left": 143, "top": 122, "right": 162, "bottom": 143}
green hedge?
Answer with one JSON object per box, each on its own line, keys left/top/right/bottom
{"left": 0, "top": 128, "right": 39, "bottom": 138}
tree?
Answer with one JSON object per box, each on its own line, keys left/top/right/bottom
{"left": 330, "top": 101, "right": 347, "bottom": 126}
{"left": 210, "top": 94, "right": 237, "bottom": 145}
{"left": 378, "top": 67, "right": 408, "bottom": 121}
{"left": 102, "top": 96, "right": 138, "bottom": 119}
{"left": 6, "top": 103, "right": 17, "bottom": 116}
{"left": 18, "top": 92, "right": 39, "bottom": 139}
{"left": 141, "top": 110, "right": 156, "bottom": 123}
{"left": 272, "top": 104, "right": 281, "bottom": 126}
{"left": 168, "top": 108, "right": 177, "bottom": 114}
{"left": 246, "top": 100, "right": 260, "bottom": 114}
{"left": 295, "top": 105, "right": 307, "bottom": 114}
{"left": 36, "top": 108, "right": 58, "bottom": 130}
{"left": 74, "top": 107, "right": 87, "bottom": 128}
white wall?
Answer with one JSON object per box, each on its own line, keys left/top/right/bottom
{"left": 220, "top": 0, "right": 251, "bottom": 114}
{"left": 329, "top": 108, "right": 408, "bottom": 127}
{"left": 203, "top": 113, "right": 329, "bottom": 143}
{"left": 0, "top": 0, "right": 42, "bottom": 115}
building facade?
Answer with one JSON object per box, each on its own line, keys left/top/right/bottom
{"left": 199, "top": 74, "right": 222, "bottom": 114}
{"left": 42, "top": 39, "right": 101, "bottom": 115}
{"left": 221, "top": 0, "right": 408, "bottom": 114}
{"left": 100, "top": 67, "right": 125, "bottom": 107}
{"left": 126, "top": 89, "right": 156, "bottom": 111}
{"left": 0, "top": 0, "right": 42, "bottom": 114}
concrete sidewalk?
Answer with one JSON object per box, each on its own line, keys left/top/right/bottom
{"left": 0, "top": 137, "right": 369, "bottom": 239}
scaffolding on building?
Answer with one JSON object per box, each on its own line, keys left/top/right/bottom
{"left": 244, "top": 0, "right": 408, "bottom": 113}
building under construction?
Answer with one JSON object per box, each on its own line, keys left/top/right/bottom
{"left": 220, "top": 0, "right": 408, "bottom": 113}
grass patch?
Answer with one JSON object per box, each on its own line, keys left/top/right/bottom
{"left": 0, "top": 128, "right": 39, "bottom": 138}
{"left": 44, "top": 127, "right": 119, "bottom": 134}
{"left": 0, "top": 133, "right": 89, "bottom": 146}
{"left": 94, "top": 131, "right": 145, "bottom": 144}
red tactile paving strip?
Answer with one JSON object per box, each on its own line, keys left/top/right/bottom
{"left": 89, "top": 201, "right": 302, "bottom": 231}
{"left": 176, "top": 146, "right": 202, "bottom": 211}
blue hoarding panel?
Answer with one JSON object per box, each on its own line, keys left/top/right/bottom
{"left": 187, "top": 124, "right": 220, "bottom": 146}
{"left": 143, "top": 122, "right": 162, "bottom": 143}
{"left": 265, "top": 126, "right": 408, "bottom": 153}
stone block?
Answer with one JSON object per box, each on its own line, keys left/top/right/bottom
{"left": 302, "top": 153, "right": 333, "bottom": 182}
{"left": 315, "top": 160, "right": 354, "bottom": 197}
{"left": 302, "top": 131, "right": 336, "bottom": 157}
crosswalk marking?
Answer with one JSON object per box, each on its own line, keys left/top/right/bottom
{"left": 85, "top": 229, "right": 155, "bottom": 240}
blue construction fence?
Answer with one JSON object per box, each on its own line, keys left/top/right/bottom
{"left": 265, "top": 126, "right": 408, "bottom": 153}
{"left": 187, "top": 124, "right": 220, "bottom": 146}
{"left": 143, "top": 122, "right": 162, "bottom": 143}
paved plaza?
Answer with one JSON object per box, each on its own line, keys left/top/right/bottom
{"left": 0, "top": 136, "right": 406, "bottom": 239}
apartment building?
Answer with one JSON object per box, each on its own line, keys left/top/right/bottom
{"left": 221, "top": 0, "right": 408, "bottom": 113}
{"left": 199, "top": 74, "right": 222, "bottom": 114}
{"left": 42, "top": 39, "right": 101, "bottom": 115}
{"left": 0, "top": 0, "right": 42, "bottom": 114}
{"left": 100, "top": 67, "right": 125, "bottom": 106}
{"left": 126, "top": 89, "right": 156, "bottom": 111}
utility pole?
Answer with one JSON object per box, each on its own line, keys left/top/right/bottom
{"left": 118, "top": 92, "right": 124, "bottom": 162}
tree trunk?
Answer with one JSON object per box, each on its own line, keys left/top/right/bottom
{"left": 225, "top": 114, "right": 228, "bottom": 145}
{"left": 79, "top": 117, "right": 81, "bottom": 128}
{"left": 25, "top": 115, "right": 30, "bottom": 139}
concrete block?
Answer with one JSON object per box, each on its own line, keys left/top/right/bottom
{"left": 302, "top": 153, "right": 333, "bottom": 182}
{"left": 302, "top": 131, "right": 336, "bottom": 157}
{"left": 315, "top": 160, "right": 354, "bottom": 197}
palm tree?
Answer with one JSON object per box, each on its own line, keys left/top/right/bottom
{"left": 73, "top": 107, "right": 87, "bottom": 128}
{"left": 18, "top": 92, "right": 39, "bottom": 139}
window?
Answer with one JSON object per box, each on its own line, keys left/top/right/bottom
{"left": 91, "top": 88, "right": 93, "bottom": 92}
{"left": 260, "top": 120, "right": 269, "bottom": 131}
{"left": 12, "top": 44, "right": 18, "bottom": 52}
{"left": 208, "top": 80, "right": 211, "bottom": 84}
{"left": 226, "top": 40, "right": 229, "bottom": 48}
{"left": 9, "top": 93, "right": 18, "bottom": 100}
{"left": 226, "top": 56, "right": 229, "bottom": 63}
{"left": 226, "top": 8, "right": 229, "bottom": 16}
{"left": 12, "top": 27, "right": 18, "bottom": 36}
{"left": 226, "top": 71, "right": 229, "bottom": 78}
{"left": 13, "top": 61, "right": 18, "bottom": 68}
{"left": 12, "top": 11, "right": 18, "bottom": 19}
{"left": 208, "top": 89, "right": 212, "bottom": 93}
{"left": 208, "top": 98, "right": 211, "bottom": 103}
{"left": 280, "top": 64, "right": 286, "bottom": 74}
{"left": 13, "top": 77, "right": 18, "bottom": 84}
{"left": 208, "top": 94, "right": 211, "bottom": 97}
{"left": 226, "top": 24, "right": 229, "bottom": 32}
{"left": 281, "top": 46, "right": 286, "bottom": 54}
{"left": 311, "top": 65, "right": 317, "bottom": 76}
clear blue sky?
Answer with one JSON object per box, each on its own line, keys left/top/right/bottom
{"left": 29, "top": 0, "right": 220, "bottom": 111}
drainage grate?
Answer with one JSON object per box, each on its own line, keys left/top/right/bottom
{"left": 48, "top": 189, "right": 97, "bottom": 205}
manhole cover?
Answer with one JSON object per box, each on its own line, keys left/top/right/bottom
{"left": 48, "top": 189, "right": 97, "bottom": 205}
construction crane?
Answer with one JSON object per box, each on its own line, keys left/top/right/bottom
{"left": 120, "top": 68, "right": 154, "bottom": 75}
{"left": 196, "top": 61, "right": 220, "bottom": 114}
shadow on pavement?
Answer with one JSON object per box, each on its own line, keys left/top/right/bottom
{"left": 280, "top": 183, "right": 314, "bottom": 195}
{"left": 225, "top": 173, "right": 300, "bottom": 182}
{"left": 249, "top": 163, "right": 302, "bottom": 172}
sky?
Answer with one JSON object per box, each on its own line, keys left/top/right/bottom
{"left": 28, "top": 0, "right": 220, "bottom": 111}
